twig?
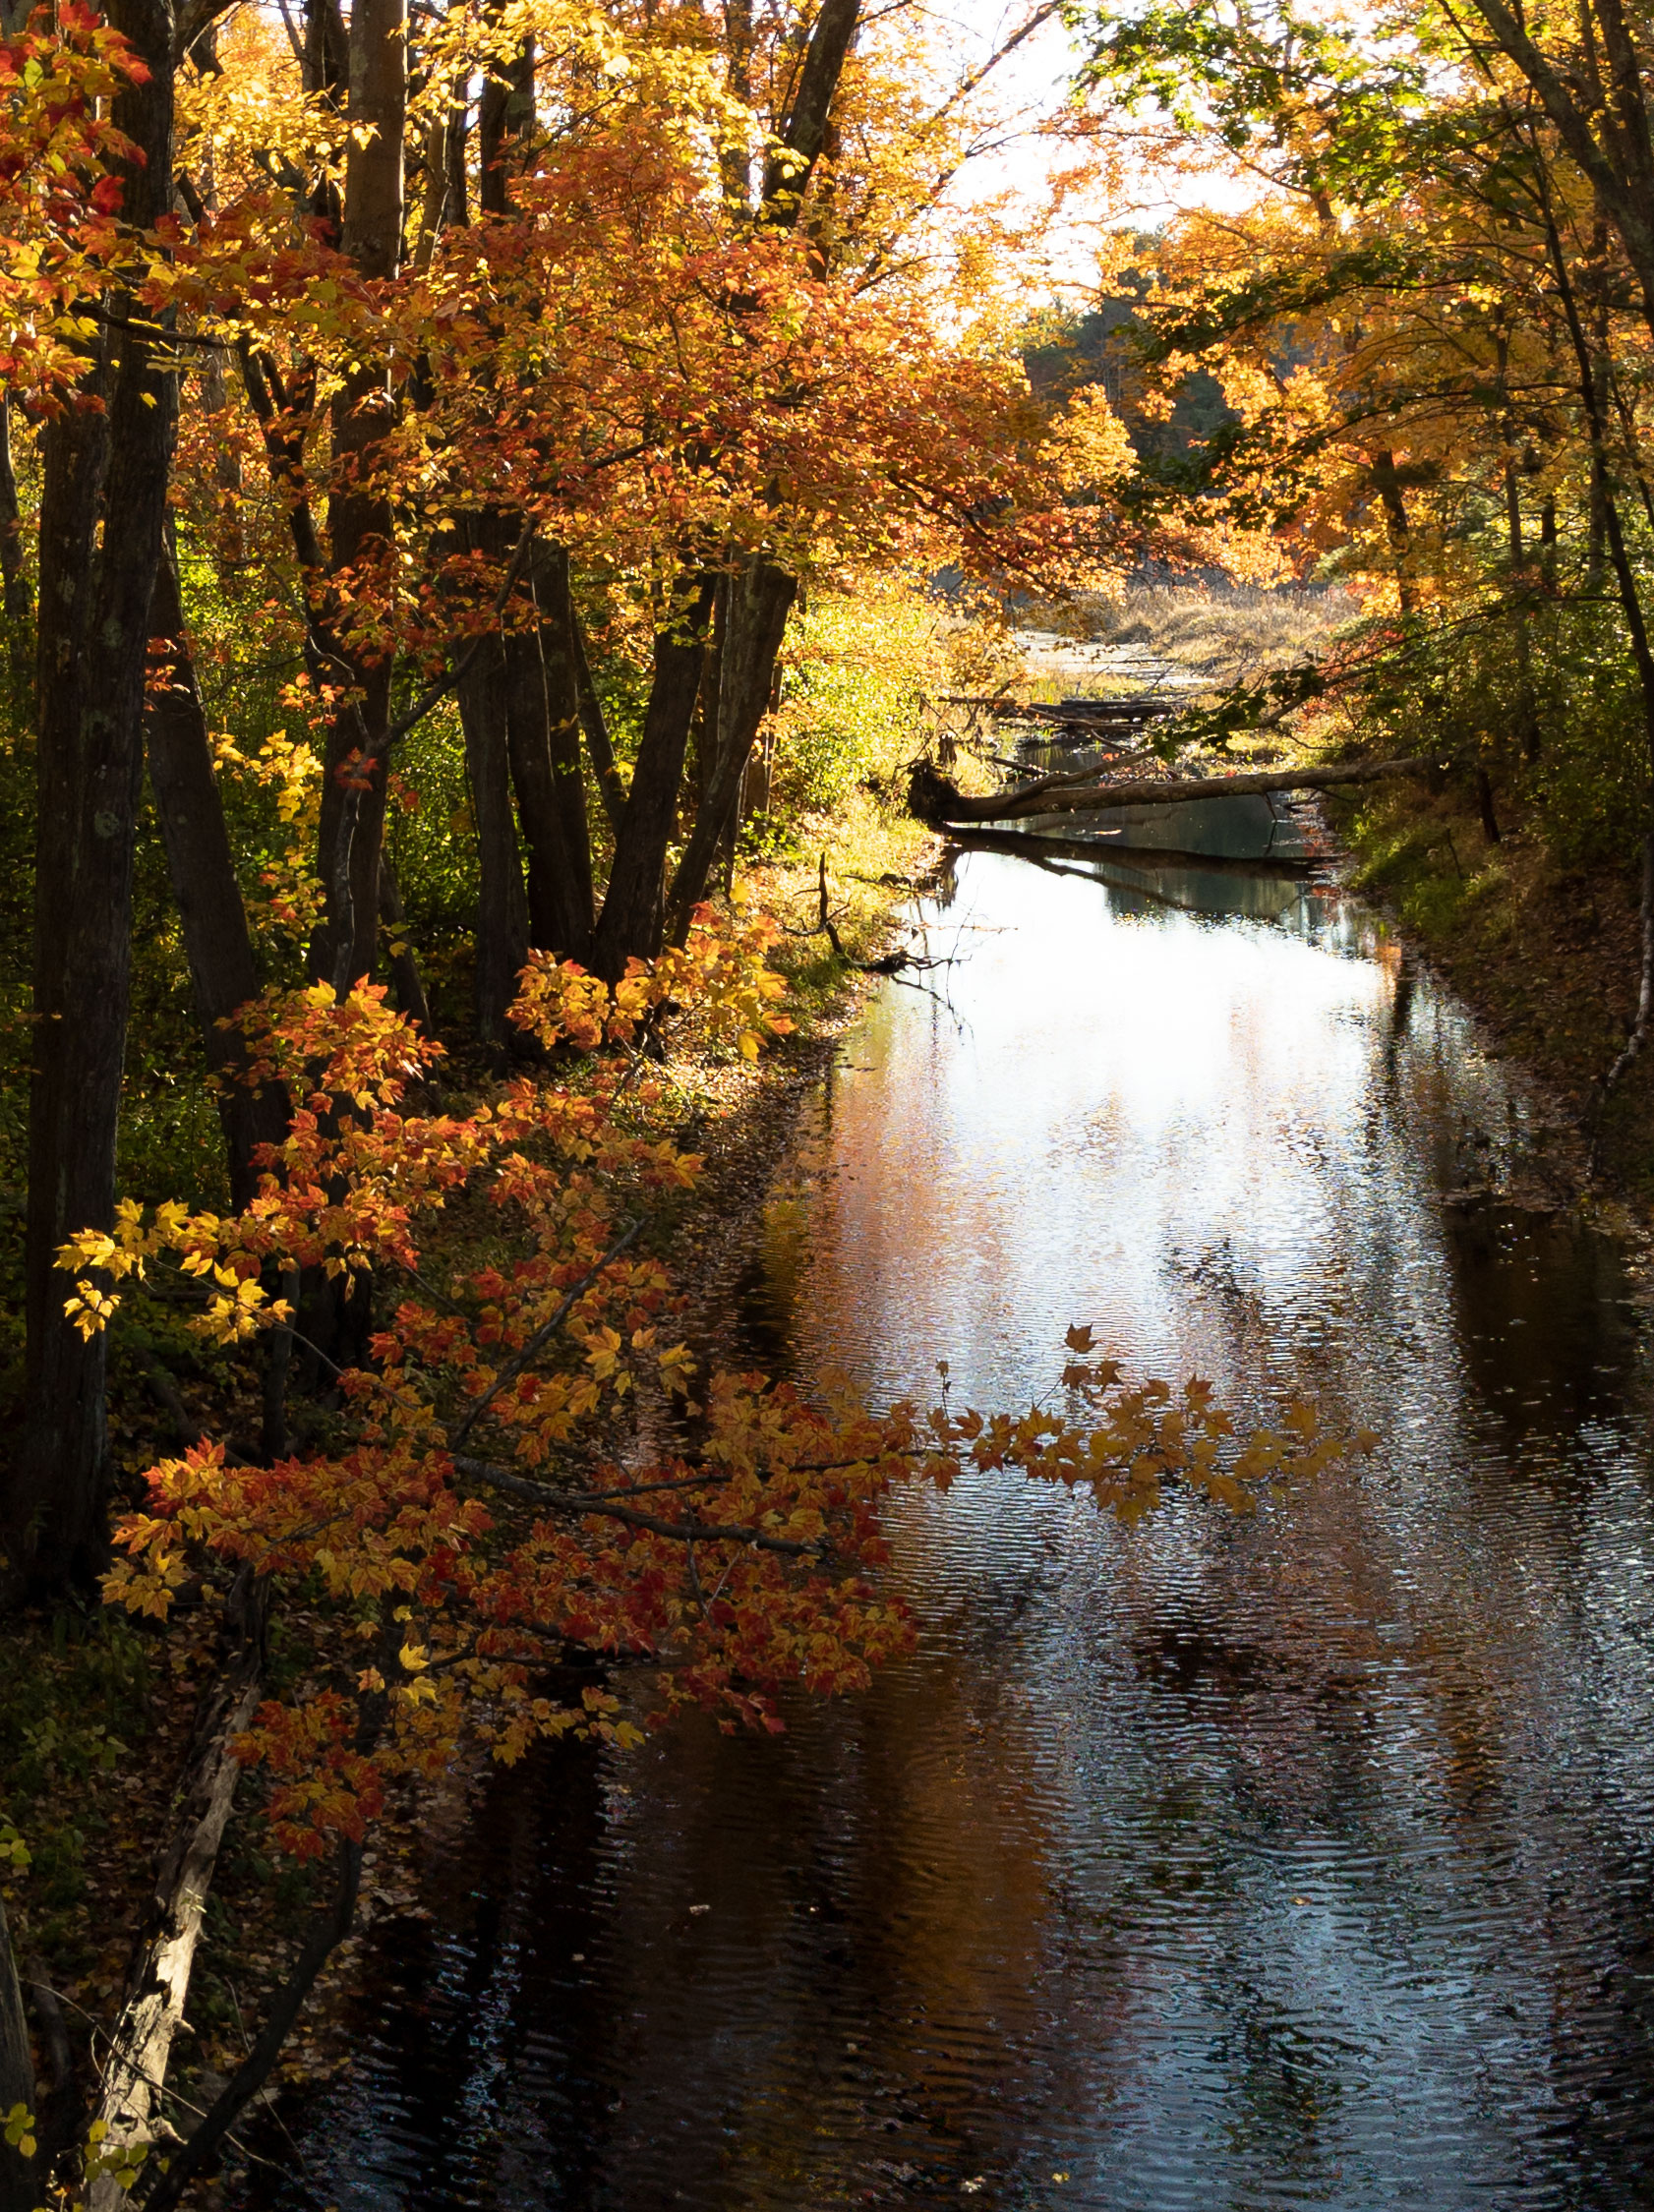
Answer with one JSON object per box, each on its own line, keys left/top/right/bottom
{"left": 387, "top": 521, "right": 539, "bottom": 744}
{"left": 446, "top": 1219, "right": 643, "bottom": 1448}
{"left": 448, "top": 1457, "right": 828, "bottom": 1556}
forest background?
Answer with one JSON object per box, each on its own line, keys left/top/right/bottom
{"left": 3, "top": 0, "right": 1654, "bottom": 2199}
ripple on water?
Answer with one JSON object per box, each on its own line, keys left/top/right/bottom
{"left": 238, "top": 848, "right": 1654, "bottom": 2212}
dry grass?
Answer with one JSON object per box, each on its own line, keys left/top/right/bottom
{"left": 1061, "top": 583, "right": 1358, "bottom": 693}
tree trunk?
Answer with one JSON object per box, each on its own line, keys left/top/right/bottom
{"left": 569, "top": 595, "right": 626, "bottom": 832}
{"left": 1599, "top": 828, "right": 1654, "bottom": 1114}
{"left": 0, "top": 394, "right": 30, "bottom": 702}
{"left": 1466, "top": 0, "right": 1654, "bottom": 339}
{"left": 146, "top": 539, "right": 290, "bottom": 1208}
{"left": 581, "top": 0, "right": 857, "bottom": 975}
{"left": 377, "top": 857, "right": 433, "bottom": 1030}
{"left": 477, "top": 36, "right": 534, "bottom": 217}
{"left": 503, "top": 545, "right": 594, "bottom": 962}
{"left": 667, "top": 556, "right": 796, "bottom": 941}
{"left": 0, "top": 1894, "right": 33, "bottom": 2212}
{"left": 1474, "top": 765, "right": 1502, "bottom": 844}
{"left": 1369, "top": 449, "right": 1416, "bottom": 613}
{"left": 309, "top": 0, "right": 405, "bottom": 997}
{"left": 138, "top": 1841, "right": 363, "bottom": 2212}
{"left": 456, "top": 638, "right": 529, "bottom": 1042}
{"left": 757, "top": 0, "right": 861, "bottom": 224}
{"left": 589, "top": 572, "right": 718, "bottom": 977}
{"left": 9, "top": 0, "right": 177, "bottom": 1594}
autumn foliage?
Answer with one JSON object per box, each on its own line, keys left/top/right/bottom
{"left": 57, "top": 919, "right": 1348, "bottom": 1863}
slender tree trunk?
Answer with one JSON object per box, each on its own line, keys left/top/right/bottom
{"left": 377, "top": 857, "right": 433, "bottom": 1029}
{"left": 569, "top": 597, "right": 626, "bottom": 832}
{"left": 9, "top": 0, "right": 178, "bottom": 1594}
{"left": 667, "top": 556, "right": 796, "bottom": 940}
{"left": 146, "top": 539, "right": 290, "bottom": 1207}
{"left": 0, "top": 394, "right": 31, "bottom": 701}
{"left": 414, "top": 74, "right": 468, "bottom": 266}
{"left": 139, "top": 1842, "right": 363, "bottom": 2212}
{"left": 309, "top": 0, "right": 406, "bottom": 997}
{"left": 87, "top": 1573, "right": 268, "bottom": 2212}
{"left": 503, "top": 544, "right": 594, "bottom": 961}
{"left": 590, "top": 572, "right": 717, "bottom": 977}
{"left": 0, "top": 1894, "right": 33, "bottom": 2212}
{"left": 1543, "top": 184, "right": 1654, "bottom": 1120}
{"left": 1500, "top": 463, "right": 1542, "bottom": 761}
{"left": 477, "top": 35, "right": 533, "bottom": 218}
{"left": 1369, "top": 450, "right": 1416, "bottom": 612}
{"left": 1601, "top": 829, "right": 1654, "bottom": 1108}
{"left": 582, "top": 0, "right": 857, "bottom": 974}
{"left": 457, "top": 636, "right": 529, "bottom": 1041}
{"left": 1474, "top": 765, "right": 1502, "bottom": 843}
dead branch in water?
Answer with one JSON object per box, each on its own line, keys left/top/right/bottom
{"left": 784, "top": 854, "right": 954, "bottom": 978}
{"left": 910, "top": 754, "right": 1440, "bottom": 827}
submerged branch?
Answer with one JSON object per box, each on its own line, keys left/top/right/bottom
{"left": 910, "top": 754, "right": 1440, "bottom": 827}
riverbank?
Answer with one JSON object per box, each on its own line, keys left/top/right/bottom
{"left": 0, "top": 793, "right": 944, "bottom": 2189}
{"left": 222, "top": 828, "right": 1654, "bottom": 2212}
{"left": 1326, "top": 777, "right": 1654, "bottom": 1214}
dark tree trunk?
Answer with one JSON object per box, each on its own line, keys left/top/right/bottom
{"left": 582, "top": 0, "right": 857, "bottom": 975}
{"left": 569, "top": 595, "right": 626, "bottom": 832}
{"left": 0, "top": 1896, "right": 33, "bottom": 2212}
{"left": 757, "top": 0, "right": 860, "bottom": 223}
{"left": 1467, "top": 0, "right": 1654, "bottom": 339}
{"left": 505, "top": 544, "right": 595, "bottom": 961}
{"left": 309, "top": 0, "right": 405, "bottom": 997}
{"left": 377, "top": 856, "right": 433, "bottom": 1029}
{"left": 9, "top": 0, "right": 178, "bottom": 1594}
{"left": 667, "top": 555, "right": 796, "bottom": 941}
{"left": 478, "top": 35, "right": 534, "bottom": 217}
{"left": 457, "top": 635, "right": 529, "bottom": 1041}
{"left": 0, "top": 393, "right": 31, "bottom": 701}
{"left": 146, "top": 539, "right": 290, "bottom": 1207}
{"left": 1369, "top": 449, "right": 1416, "bottom": 613}
{"left": 309, "top": 679, "right": 390, "bottom": 995}
{"left": 1474, "top": 765, "right": 1502, "bottom": 844}
{"left": 590, "top": 572, "right": 718, "bottom": 978}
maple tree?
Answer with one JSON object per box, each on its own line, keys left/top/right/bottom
{"left": 0, "top": 1, "right": 1372, "bottom": 2200}
{"left": 0, "top": 0, "right": 1124, "bottom": 1587}
{"left": 30, "top": 926, "right": 1345, "bottom": 2206}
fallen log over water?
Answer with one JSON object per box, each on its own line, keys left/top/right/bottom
{"left": 910, "top": 754, "right": 1438, "bottom": 827}
{"left": 943, "top": 694, "right": 1174, "bottom": 724}
{"left": 947, "top": 824, "right": 1316, "bottom": 879}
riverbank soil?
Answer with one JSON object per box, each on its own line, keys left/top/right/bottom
{"left": 0, "top": 795, "right": 941, "bottom": 2183}
{"left": 1329, "top": 778, "right": 1654, "bottom": 1205}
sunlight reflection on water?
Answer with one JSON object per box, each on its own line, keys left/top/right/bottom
{"left": 242, "top": 847, "right": 1654, "bottom": 2212}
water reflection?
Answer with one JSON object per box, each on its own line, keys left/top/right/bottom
{"left": 243, "top": 848, "right": 1654, "bottom": 2212}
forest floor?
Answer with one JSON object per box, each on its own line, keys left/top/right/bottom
{"left": 0, "top": 787, "right": 948, "bottom": 2196}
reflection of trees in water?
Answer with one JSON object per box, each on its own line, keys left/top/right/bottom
{"left": 1439, "top": 1204, "right": 1642, "bottom": 1449}
{"left": 255, "top": 847, "right": 1654, "bottom": 2212}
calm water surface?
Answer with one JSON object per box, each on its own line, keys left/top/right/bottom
{"left": 245, "top": 847, "right": 1654, "bottom": 2211}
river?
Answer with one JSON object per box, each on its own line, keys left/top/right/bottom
{"left": 240, "top": 844, "right": 1654, "bottom": 2211}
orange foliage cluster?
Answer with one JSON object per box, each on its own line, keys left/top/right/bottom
{"left": 0, "top": 1, "right": 152, "bottom": 396}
